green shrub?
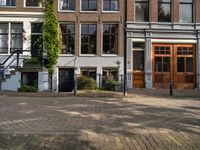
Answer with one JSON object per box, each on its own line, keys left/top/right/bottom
{"left": 102, "top": 79, "right": 122, "bottom": 91}
{"left": 23, "top": 58, "right": 40, "bottom": 64}
{"left": 18, "top": 84, "right": 38, "bottom": 92}
{"left": 77, "top": 76, "right": 96, "bottom": 90}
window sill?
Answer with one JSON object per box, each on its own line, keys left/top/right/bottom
{"left": 24, "top": 6, "right": 44, "bottom": 9}
{"left": 0, "top": 6, "right": 16, "bottom": 8}
{"left": 102, "top": 11, "right": 120, "bottom": 14}
{"left": 80, "top": 11, "right": 98, "bottom": 13}
{"left": 101, "top": 54, "right": 118, "bottom": 57}
{"left": 80, "top": 54, "right": 96, "bottom": 57}
{"left": 58, "top": 10, "right": 76, "bottom": 13}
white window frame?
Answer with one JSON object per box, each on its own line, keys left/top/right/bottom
{"left": 0, "top": 0, "right": 16, "bottom": 8}
{"left": 80, "top": 0, "right": 98, "bottom": 13}
{"left": 24, "top": 0, "right": 44, "bottom": 8}
{"left": 102, "top": 0, "right": 119, "bottom": 13}
{"left": 80, "top": 23, "right": 97, "bottom": 56}
{"left": 58, "top": 0, "right": 76, "bottom": 12}
{"left": 0, "top": 22, "right": 23, "bottom": 55}
{"left": 101, "top": 23, "right": 119, "bottom": 56}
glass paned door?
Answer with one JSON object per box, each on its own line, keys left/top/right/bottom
{"left": 153, "top": 44, "right": 172, "bottom": 88}
{"left": 153, "top": 44, "right": 196, "bottom": 89}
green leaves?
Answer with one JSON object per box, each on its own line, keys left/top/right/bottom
{"left": 43, "top": 0, "right": 61, "bottom": 72}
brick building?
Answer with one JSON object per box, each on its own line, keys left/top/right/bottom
{"left": 0, "top": 0, "right": 124, "bottom": 92}
{"left": 126, "top": 0, "right": 200, "bottom": 90}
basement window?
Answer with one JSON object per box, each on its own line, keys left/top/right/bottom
{"left": 21, "top": 72, "right": 38, "bottom": 87}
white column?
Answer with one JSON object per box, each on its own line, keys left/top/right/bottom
{"left": 127, "top": 38, "right": 133, "bottom": 89}
{"left": 145, "top": 35, "right": 153, "bottom": 89}
{"left": 38, "top": 70, "right": 49, "bottom": 92}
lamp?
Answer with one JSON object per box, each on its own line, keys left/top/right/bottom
{"left": 22, "top": 29, "right": 27, "bottom": 40}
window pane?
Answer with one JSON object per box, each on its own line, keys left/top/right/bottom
{"left": 180, "top": 4, "right": 193, "bottom": 23}
{"left": 26, "top": 0, "right": 39, "bottom": 6}
{"left": 158, "top": 2, "right": 171, "bottom": 22}
{"left": 0, "top": 0, "right": 16, "bottom": 6}
{"left": 103, "top": 24, "right": 118, "bottom": 54}
{"left": 59, "top": 0, "right": 75, "bottom": 11}
{"left": 163, "top": 57, "right": 170, "bottom": 72}
{"left": 186, "top": 57, "right": 193, "bottom": 72}
{"left": 82, "top": 0, "right": 97, "bottom": 11}
{"left": 135, "top": 2, "right": 149, "bottom": 22}
{"left": 31, "top": 23, "right": 42, "bottom": 33}
{"left": 111, "top": 0, "right": 119, "bottom": 11}
{"left": 0, "top": 23, "right": 8, "bottom": 54}
{"left": 133, "top": 51, "right": 144, "bottom": 71}
{"left": 177, "top": 57, "right": 185, "bottom": 72}
{"left": 155, "top": 57, "right": 162, "bottom": 72}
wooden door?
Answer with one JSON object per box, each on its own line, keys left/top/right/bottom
{"left": 152, "top": 44, "right": 196, "bottom": 89}
{"left": 152, "top": 44, "right": 173, "bottom": 88}
{"left": 133, "top": 50, "right": 145, "bottom": 88}
{"left": 174, "top": 45, "right": 196, "bottom": 89}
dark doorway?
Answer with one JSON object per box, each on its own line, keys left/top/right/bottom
{"left": 59, "top": 68, "right": 74, "bottom": 92}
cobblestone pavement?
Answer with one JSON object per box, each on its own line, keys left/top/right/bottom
{"left": 0, "top": 89, "right": 199, "bottom": 150}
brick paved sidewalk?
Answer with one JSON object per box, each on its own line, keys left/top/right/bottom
{"left": 0, "top": 91, "right": 199, "bottom": 149}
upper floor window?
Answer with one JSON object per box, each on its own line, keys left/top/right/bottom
{"left": 103, "top": 24, "right": 118, "bottom": 54}
{"left": 180, "top": 0, "right": 193, "bottom": 23}
{"left": 135, "top": 0, "right": 149, "bottom": 22}
{"left": 0, "top": 0, "right": 15, "bottom": 7}
{"left": 158, "top": 0, "right": 171, "bottom": 22}
{"left": 103, "top": 0, "right": 119, "bottom": 11}
{"left": 60, "top": 24, "right": 75, "bottom": 54}
{"left": 59, "top": 0, "right": 75, "bottom": 11}
{"left": 25, "top": 0, "right": 43, "bottom": 7}
{"left": 0, "top": 23, "right": 23, "bottom": 54}
{"left": 81, "top": 24, "right": 97, "bottom": 54}
{"left": 81, "top": 0, "right": 97, "bottom": 11}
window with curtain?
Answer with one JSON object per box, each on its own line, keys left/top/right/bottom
{"left": 179, "top": 0, "right": 193, "bottom": 23}
{"left": 60, "top": 24, "right": 75, "bottom": 54}
{"left": 26, "top": 0, "right": 42, "bottom": 7}
{"left": 0, "top": 23, "right": 8, "bottom": 54}
{"left": 81, "top": 24, "right": 97, "bottom": 54}
{"left": 103, "top": 0, "right": 119, "bottom": 11}
{"left": 158, "top": 0, "right": 171, "bottom": 22}
{"left": 103, "top": 24, "right": 118, "bottom": 54}
{"left": 59, "top": 0, "right": 75, "bottom": 11}
{"left": 135, "top": 0, "right": 149, "bottom": 22}
{"left": 81, "top": 0, "right": 97, "bottom": 11}
{"left": 0, "top": 0, "right": 15, "bottom": 6}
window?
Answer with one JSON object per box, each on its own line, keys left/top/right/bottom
{"left": 133, "top": 42, "right": 145, "bottom": 71}
{"left": 60, "top": 24, "right": 75, "bottom": 54}
{"left": 180, "top": 0, "right": 193, "bottom": 23}
{"left": 31, "top": 23, "right": 43, "bottom": 57}
{"left": 158, "top": 0, "right": 171, "bottom": 22}
{"left": 81, "top": 0, "right": 97, "bottom": 11}
{"left": 103, "top": 68, "right": 118, "bottom": 80}
{"left": 81, "top": 68, "right": 97, "bottom": 80}
{"left": 103, "top": 0, "right": 119, "bottom": 11}
{"left": 10, "top": 24, "right": 23, "bottom": 53}
{"left": 25, "top": 0, "right": 43, "bottom": 7}
{"left": 59, "top": 0, "right": 75, "bottom": 11}
{"left": 0, "top": 23, "right": 23, "bottom": 54}
{"left": 135, "top": 0, "right": 149, "bottom": 22}
{"left": 103, "top": 24, "right": 118, "bottom": 54}
{"left": 81, "top": 24, "right": 97, "bottom": 54}
{"left": 0, "top": 0, "right": 15, "bottom": 7}
{"left": 21, "top": 72, "right": 38, "bottom": 87}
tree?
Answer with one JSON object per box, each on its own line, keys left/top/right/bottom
{"left": 43, "top": 0, "right": 61, "bottom": 73}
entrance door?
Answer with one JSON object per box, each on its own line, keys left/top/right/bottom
{"left": 133, "top": 50, "right": 145, "bottom": 88}
{"left": 153, "top": 44, "right": 196, "bottom": 89}
{"left": 59, "top": 68, "right": 74, "bottom": 92}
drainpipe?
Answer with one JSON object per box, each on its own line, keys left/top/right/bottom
{"left": 123, "top": 0, "right": 128, "bottom": 96}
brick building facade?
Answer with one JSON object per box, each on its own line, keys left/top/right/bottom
{"left": 126, "top": 0, "right": 200, "bottom": 90}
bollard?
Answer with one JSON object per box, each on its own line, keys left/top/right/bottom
{"left": 169, "top": 81, "right": 173, "bottom": 96}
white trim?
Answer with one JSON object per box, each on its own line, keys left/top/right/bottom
{"left": 151, "top": 39, "right": 197, "bottom": 43}
{"left": 57, "top": 0, "right": 76, "bottom": 12}
{"left": 0, "top": 11, "right": 45, "bottom": 15}
{"left": 101, "top": 54, "right": 118, "bottom": 57}
{"left": 79, "top": 54, "right": 97, "bottom": 57}
{"left": 132, "top": 39, "right": 145, "bottom": 42}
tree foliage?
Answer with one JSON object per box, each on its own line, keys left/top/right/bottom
{"left": 43, "top": 0, "right": 61, "bottom": 72}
